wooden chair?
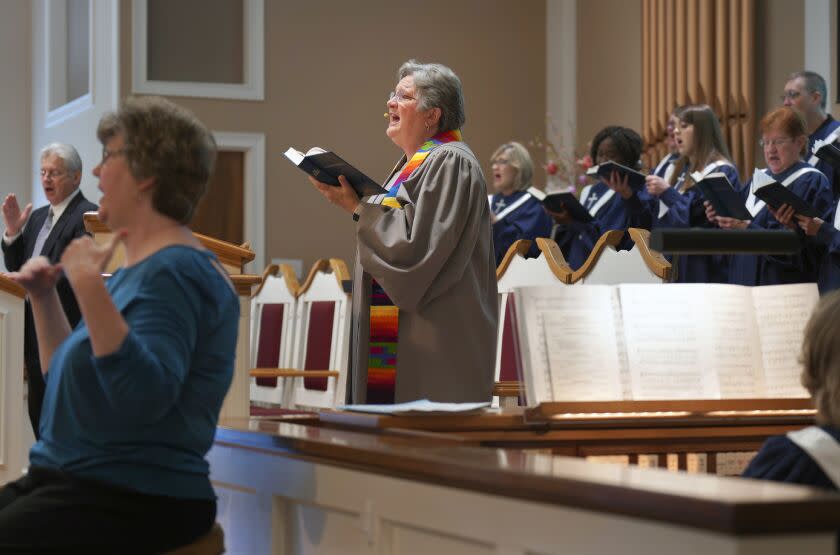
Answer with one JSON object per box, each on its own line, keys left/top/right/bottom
{"left": 252, "top": 259, "right": 351, "bottom": 410}
{"left": 162, "top": 523, "right": 225, "bottom": 554}
{"left": 493, "top": 238, "right": 572, "bottom": 407}
{"left": 248, "top": 264, "right": 300, "bottom": 406}
{"left": 572, "top": 228, "right": 671, "bottom": 284}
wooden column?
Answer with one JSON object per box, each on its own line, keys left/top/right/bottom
{"left": 0, "top": 276, "right": 30, "bottom": 485}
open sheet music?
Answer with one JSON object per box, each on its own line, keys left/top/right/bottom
{"left": 514, "top": 283, "right": 818, "bottom": 404}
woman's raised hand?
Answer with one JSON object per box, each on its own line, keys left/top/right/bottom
{"left": 6, "top": 256, "right": 63, "bottom": 299}
{"left": 60, "top": 231, "right": 126, "bottom": 284}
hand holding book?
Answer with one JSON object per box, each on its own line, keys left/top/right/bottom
{"left": 285, "top": 147, "right": 387, "bottom": 197}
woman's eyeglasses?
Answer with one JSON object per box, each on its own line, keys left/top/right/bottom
{"left": 759, "top": 138, "right": 793, "bottom": 148}
{"left": 388, "top": 91, "right": 416, "bottom": 103}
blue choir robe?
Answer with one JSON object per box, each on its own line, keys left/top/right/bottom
{"left": 652, "top": 152, "right": 679, "bottom": 179}
{"left": 729, "top": 162, "right": 833, "bottom": 286}
{"left": 653, "top": 161, "right": 742, "bottom": 283}
{"left": 490, "top": 190, "right": 554, "bottom": 265}
{"left": 743, "top": 425, "right": 840, "bottom": 490}
{"left": 807, "top": 115, "right": 840, "bottom": 199}
{"left": 808, "top": 199, "right": 840, "bottom": 294}
{"left": 552, "top": 181, "right": 651, "bottom": 270}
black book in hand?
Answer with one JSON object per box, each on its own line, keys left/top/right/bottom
{"left": 751, "top": 170, "right": 820, "bottom": 218}
{"left": 528, "top": 187, "right": 593, "bottom": 223}
{"left": 692, "top": 172, "right": 753, "bottom": 221}
{"left": 812, "top": 138, "right": 840, "bottom": 170}
{"left": 586, "top": 160, "right": 647, "bottom": 191}
{"left": 285, "top": 147, "right": 388, "bottom": 197}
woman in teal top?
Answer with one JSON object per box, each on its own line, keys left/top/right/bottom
{"left": 1, "top": 97, "right": 239, "bottom": 553}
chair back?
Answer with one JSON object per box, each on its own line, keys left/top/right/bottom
{"left": 249, "top": 264, "right": 299, "bottom": 405}
{"left": 287, "top": 258, "right": 351, "bottom": 409}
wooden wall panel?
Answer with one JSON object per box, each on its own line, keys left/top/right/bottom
{"left": 641, "top": 0, "right": 755, "bottom": 178}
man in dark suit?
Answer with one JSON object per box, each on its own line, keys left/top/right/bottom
{"left": 2, "top": 143, "right": 97, "bottom": 438}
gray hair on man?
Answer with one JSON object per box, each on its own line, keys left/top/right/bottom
{"left": 40, "top": 142, "right": 82, "bottom": 176}
{"left": 398, "top": 60, "right": 466, "bottom": 133}
{"left": 789, "top": 70, "right": 828, "bottom": 111}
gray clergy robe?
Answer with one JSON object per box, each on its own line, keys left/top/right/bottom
{"left": 350, "top": 141, "right": 498, "bottom": 403}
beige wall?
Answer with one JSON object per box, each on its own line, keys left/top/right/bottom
{"left": 0, "top": 2, "right": 31, "bottom": 273}
{"left": 120, "top": 0, "right": 546, "bottom": 274}
{"left": 576, "top": 0, "right": 643, "bottom": 152}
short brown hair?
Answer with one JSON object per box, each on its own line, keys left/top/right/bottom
{"left": 800, "top": 290, "right": 840, "bottom": 428}
{"left": 760, "top": 106, "right": 808, "bottom": 156}
{"left": 97, "top": 96, "right": 216, "bottom": 224}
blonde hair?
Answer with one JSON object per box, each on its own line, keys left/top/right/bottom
{"left": 490, "top": 142, "right": 533, "bottom": 191}
{"left": 800, "top": 290, "right": 840, "bottom": 428}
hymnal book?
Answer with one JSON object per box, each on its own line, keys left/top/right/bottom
{"left": 812, "top": 138, "right": 840, "bottom": 170}
{"left": 513, "top": 282, "right": 818, "bottom": 404}
{"left": 284, "top": 147, "right": 387, "bottom": 197}
{"left": 751, "top": 170, "right": 819, "bottom": 218}
{"left": 527, "top": 187, "right": 593, "bottom": 223}
{"left": 586, "top": 160, "right": 647, "bottom": 191}
{"left": 692, "top": 172, "right": 753, "bottom": 220}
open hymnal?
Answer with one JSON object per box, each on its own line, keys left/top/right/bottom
{"left": 527, "top": 187, "right": 593, "bottom": 222}
{"left": 692, "top": 172, "right": 753, "bottom": 220}
{"left": 284, "top": 147, "right": 387, "bottom": 197}
{"left": 750, "top": 169, "right": 820, "bottom": 218}
{"left": 514, "top": 282, "right": 818, "bottom": 404}
{"left": 812, "top": 138, "right": 840, "bottom": 170}
{"left": 586, "top": 160, "right": 647, "bottom": 191}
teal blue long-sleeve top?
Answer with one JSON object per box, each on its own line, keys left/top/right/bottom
{"left": 29, "top": 245, "right": 240, "bottom": 500}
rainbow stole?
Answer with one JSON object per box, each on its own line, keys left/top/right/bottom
{"left": 380, "top": 129, "right": 462, "bottom": 209}
{"left": 366, "top": 129, "right": 462, "bottom": 402}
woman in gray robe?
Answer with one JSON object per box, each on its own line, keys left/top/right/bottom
{"left": 310, "top": 59, "right": 498, "bottom": 403}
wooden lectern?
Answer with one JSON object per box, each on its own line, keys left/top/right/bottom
{"left": 0, "top": 275, "right": 32, "bottom": 484}
{"left": 83, "top": 212, "right": 261, "bottom": 419}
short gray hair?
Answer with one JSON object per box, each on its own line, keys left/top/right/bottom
{"left": 398, "top": 60, "right": 465, "bottom": 133}
{"left": 789, "top": 70, "right": 827, "bottom": 111}
{"left": 40, "top": 142, "right": 82, "bottom": 175}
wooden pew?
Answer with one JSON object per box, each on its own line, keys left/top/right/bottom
{"left": 83, "top": 212, "right": 261, "bottom": 419}
{"left": 318, "top": 399, "right": 814, "bottom": 476}
{"left": 572, "top": 227, "right": 671, "bottom": 284}
{"left": 0, "top": 275, "right": 33, "bottom": 484}
{"left": 209, "top": 416, "right": 840, "bottom": 554}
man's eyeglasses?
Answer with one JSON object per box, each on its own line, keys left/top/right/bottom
{"left": 388, "top": 90, "right": 416, "bottom": 103}
{"left": 101, "top": 147, "right": 128, "bottom": 164}
{"left": 759, "top": 138, "right": 794, "bottom": 148}
{"left": 779, "top": 90, "right": 802, "bottom": 102}
{"left": 39, "top": 169, "right": 67, "bottom": 180}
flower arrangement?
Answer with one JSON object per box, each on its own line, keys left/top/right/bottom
{"left": 529, "top": 117, "right": 593, "bottom": 196}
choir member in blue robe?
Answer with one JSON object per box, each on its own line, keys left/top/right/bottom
{"left": 644, "top": 104, "right": 741, "bottom": 283}
{"left": 548, "top": 126, "right": 650, "bottom": 270}
{"left": 743, "top": 291, "right": 840, "bottom": 552}
{"left": 489, "top": 142, "right": 553, "bottom": 265}
{"left": 783, "top": 71, "right": 840, "bottom": 198}
{"left": 783, "top": 200, "right": 840, "bottom": 294}
{"left": 711, "top": 108, "right": 833, "bottom": 286}
{"left": 651, "top": 106, "right": 683, "bottom": 180}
